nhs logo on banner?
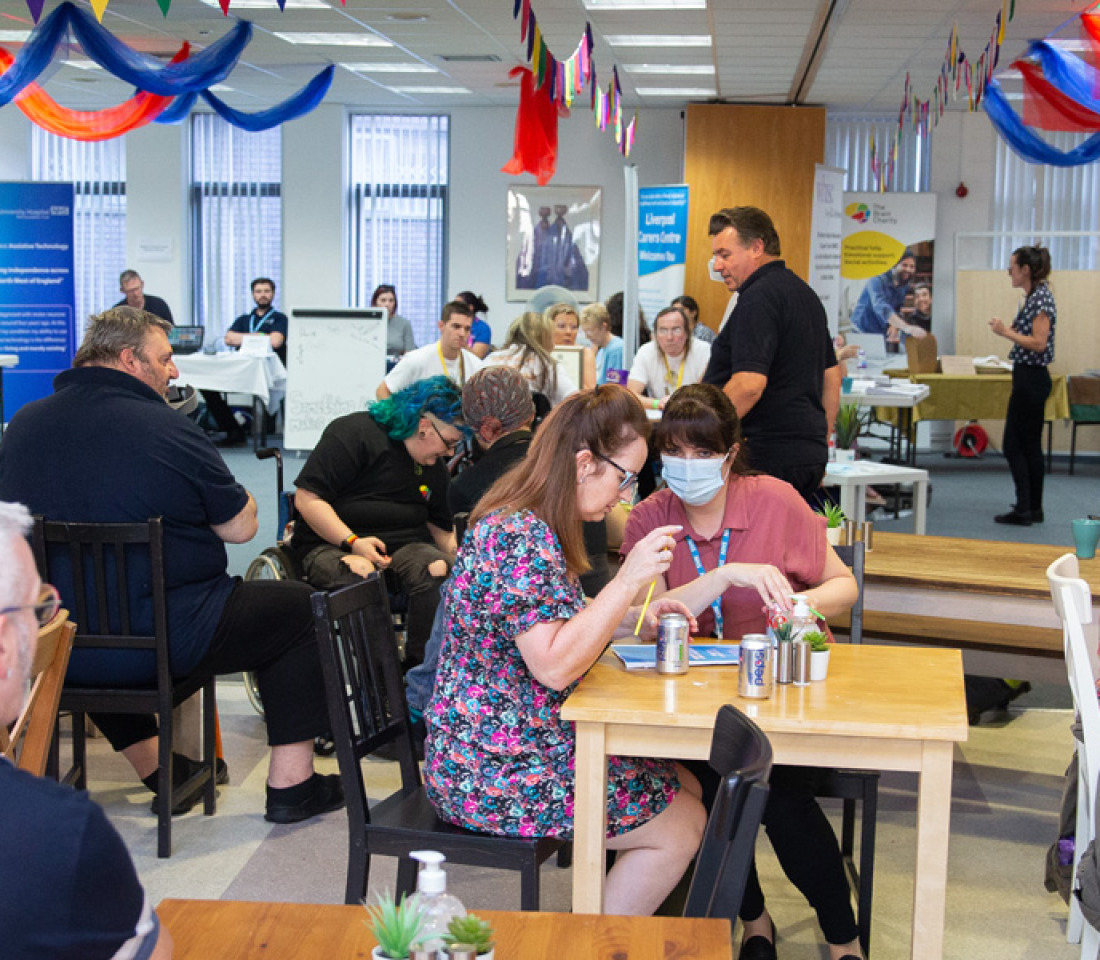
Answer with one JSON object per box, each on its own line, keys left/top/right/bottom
{"left": 638, "top": 185, "right": 689, "bottom": 325}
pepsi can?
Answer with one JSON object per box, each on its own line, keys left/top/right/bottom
{"left": 739, "top": 634, "right": 773, "bottom": 699}
{"left": 656, "top": 613, "right": 690, "bottom": 674}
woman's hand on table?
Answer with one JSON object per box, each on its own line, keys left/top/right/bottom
{"left": 617, "top": 524, "right": 682, "bottom": 591}
{"left": 636, "top": 598, "right": 697, "bottom": 642}
{"left": 723, "top": 563, "right": 793, "bottom": 610}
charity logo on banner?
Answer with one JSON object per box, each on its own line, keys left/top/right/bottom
{"left": 0, "top": 182, "right": 76, "bottom": 421}
{"left": 637, "top": 184, "right": 688, "bottom": 325}
{"left": 808, "top": 165, "right": 845, "bottom": 336}
{"left": 840, "top": 193, "right": 936, "bottom": 352}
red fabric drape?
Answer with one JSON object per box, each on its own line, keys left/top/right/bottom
{"left": 0, "top": 42, "right": 188, "bottom": 141}
{"left": 1016, "top": 59, "right": 1100, "bottom": 132}
{"left": 501, "top": 66, "right": 560, "bottom": 186}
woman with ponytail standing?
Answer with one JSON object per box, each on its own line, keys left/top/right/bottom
{"left": 989, "top": 245, "right": 1055, "bottom": 526}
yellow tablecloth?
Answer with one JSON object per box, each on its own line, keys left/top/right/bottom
{"left": 879, "top": 371, "right": 1068, "bottom": 424}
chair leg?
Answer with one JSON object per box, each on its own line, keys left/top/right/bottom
{"left": 158, "top": 712, "right": 173, "bottom": 859}
{"left": 857, "top": 777, "right": 879, "bottom": 957}
{"left": 203, "top": 682, "right": 217, "bottom": 816}
{"left": 519, "top": 855, "right": 541, "bottom": 911}
{"left": 1071, "top": 423, "right": 1078, "bottom": 476}
{"left": 72, "top": 711, "right": 88, "bottom": 790}
{"left": 396, "top": 856, "right": 418, "bottom": 899}
{"left": 344, "top": 840, "right": 369, "bottom": 906}
{"left": 557, "top": 843, "right": 573, "bottom": 869}
{"left": 840, "top": 797, "right": 857, "bottom": 860}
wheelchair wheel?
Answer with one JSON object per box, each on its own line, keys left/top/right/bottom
{"left": 241, "top": 544, "right": 300, "bottom": 717}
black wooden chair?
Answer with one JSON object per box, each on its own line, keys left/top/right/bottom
{"left": 684, "top": 704, "right": 773, "bottom": 919}
{"left": 33, "top": 517, "right": 217, "bottom": 859}
{"left": 313, "top": 574, "right": 562, "bottom": 908}
{"left": 817, "top": 541, "right": 877, "bottom": 955}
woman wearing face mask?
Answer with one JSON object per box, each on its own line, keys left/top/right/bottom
{"left": 620, "top": 383, "right": 862, "bottom": 960}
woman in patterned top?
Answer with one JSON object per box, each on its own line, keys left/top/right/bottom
{"left": 989, "top": 245, "right": 1056, "bottom": 526}
{"left": 424, "top": 385, "right": 706, "bottom": 915}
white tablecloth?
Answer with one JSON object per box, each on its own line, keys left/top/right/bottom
{"left": 172, "top": 353, "right": 286, "bottom": 410}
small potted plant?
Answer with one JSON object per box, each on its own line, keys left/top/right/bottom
{"left": 444, "top": 913, "right": 496, "bottom": 959}
{"left": 803, "top": 630, "right": 831, "bottom": 681}
{"left": 834, "top": 404, "right": 865, "bottom": 462}
{"left": 816, "top": 502, "right": 846, "bottom": 545}
{"left": 365, "top": 892, "right": 424, "bottom": 960}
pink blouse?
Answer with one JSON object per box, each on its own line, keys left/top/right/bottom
{"left": 621, "top": 474, "right": 827, "bottom": 639}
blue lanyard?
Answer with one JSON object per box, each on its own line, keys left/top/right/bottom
{"left": 248, "top": 310, "right": 267, "bottom": 334}
{"left": 685, "top": 528, "right": 731, "bottom": 638}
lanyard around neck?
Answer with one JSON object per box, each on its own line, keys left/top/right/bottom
{"left": 684, "top": 528, "right": 731, "bottom": 638}
{"left": 662, "top": 350, "right": 685, "bottom": 395}
{"left": 248, "top": 309, "right": 270, "bottom": 334}
{"left": 438, "top": 340, "right": 465, "bottom": 384}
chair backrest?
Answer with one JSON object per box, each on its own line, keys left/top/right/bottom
{"left": 312, "top": 575, "right": 423, "bottom": 818}
{"left": 832, "top": 541, "right": 865, "bottom": 645}
{"left": 1047, "top": 554, "right": 1100, "bottom": 820}
{"left": 31, "top": 517, "right": 170, "bottom": 692}
{"left": 2, "top": 612, "right": 75, "bottom": 775}
{"left": 684, "top": 704, "right": 773, "bottom": 919}
{"left": 905, "top": 333, "right": 938, "bottom": 375}
{"left": 1068, "top": 375, "right": 1100, "bottom": 422}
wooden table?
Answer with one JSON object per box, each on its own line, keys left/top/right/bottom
{"left": 561, "top": 644, "right": 967, "bottom": 960}
{"left": 158, "top": 899, "right": 733, "bottom": 960}
{"left": 841, "top": 532, "right": 1099, "bottom": 681}
{"left": 824, "top": 460, "right": 929, "bottom": 532}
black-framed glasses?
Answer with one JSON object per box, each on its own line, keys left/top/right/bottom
{"left": 593, "top": 451, "right": 638, "bottom": 493}
{"left": 427, "top": 416, "right": 459, "bottom": 455}
{"left": 0, "top": 583, "right": 61, "bottom": 628}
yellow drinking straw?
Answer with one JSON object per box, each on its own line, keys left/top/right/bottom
{"left": 634, "top": 580, "right": 657, "bottom": 636}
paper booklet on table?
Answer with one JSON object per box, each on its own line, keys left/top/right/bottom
{"left": 611, "top": 643, "right": 741, "bottom": 670}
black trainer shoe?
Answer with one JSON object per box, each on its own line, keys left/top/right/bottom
{"left": 994, "top": 510, "right": 1032, "bottom": 526}
{"left": 265, "top": 773, "right": 345, "bottom": 824}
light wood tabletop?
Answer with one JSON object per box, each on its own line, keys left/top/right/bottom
{"left": 562, "top": 644, "right": 967, "bottom": 960}
{"left": 157, "top": 899, "right": 734, "bottom": 960}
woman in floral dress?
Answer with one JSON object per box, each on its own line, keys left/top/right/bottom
{"left": 424, "top": 385, "right": 705, "bottom": 915}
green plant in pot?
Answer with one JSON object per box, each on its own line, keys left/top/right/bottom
{"left": 365, "top": 892, "right": 424, "bottom": 960}
{"left": 802, "top": 630, "right": 829, "bottom": 652}
{"left": 834, "top": 404, "right": 865, "bottom": 458}
{"left": 802, "top": 629, "right": 832, "bottom": 680}
{"left": 444, "top": 913, "right": 496, "bottom": 958}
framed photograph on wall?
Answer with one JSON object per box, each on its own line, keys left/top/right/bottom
{"left": 507, "top": 185, "right": 601, "bottom": 302}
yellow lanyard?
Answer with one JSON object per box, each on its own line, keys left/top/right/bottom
{"left": 662, "top": 350, "right": 685, "bottom": 395}
{"left": 438, "top": 341, "right": 465, "bottom": 385}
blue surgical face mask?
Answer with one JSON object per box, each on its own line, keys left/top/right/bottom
{"left": 660, "top": 452, "right": 730, "bottom": 505}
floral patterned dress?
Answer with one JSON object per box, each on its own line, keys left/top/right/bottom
{"left": 424, "top": 509, "right": 679, "bottom": 839}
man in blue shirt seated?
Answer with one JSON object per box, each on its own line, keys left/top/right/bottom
{"left": 0, "top": 307, "right": 342, "bottom": 825}
{"left": 848, "top": 250, "right": 927, "bottom": 344}
{"left": 0, "top": 500, "right": 172, "bottom": 960}
{"left": 115, "top": 268, "right": 174, "bottom": 326}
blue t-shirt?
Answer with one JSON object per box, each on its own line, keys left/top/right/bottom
{"left": 469, "top": 316, "right": 492, "bottom": 348}
{"left": 849, "top": 271, "right": 908, "bottom": 337}
{"left": 596, "top": 335, "right": 625, "bottom": 384}
{"left": 0, "top": 366, "right": 246, "bottom": 683}
{"left": 0, "top": 760, "right": 159, "bottom": 960}
{"left": 229, "top": 307, "right": 288, "bottom": 364}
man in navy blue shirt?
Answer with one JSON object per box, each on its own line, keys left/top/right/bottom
{"left": 115, "top": 269, "right": 174, "bottom": 326}
{"left": 0, "top": 499, "right": 171, "bottom": 960}
{"left": 0, "top": 307, "right": 341, "bottom": 824}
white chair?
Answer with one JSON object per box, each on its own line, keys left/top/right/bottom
{"left": 1047, "top": 553, "right": 1100, "bottom": 960}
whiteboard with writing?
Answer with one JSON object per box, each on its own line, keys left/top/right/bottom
{"left": 285, "top": 309, "right": 386, "bottom": 451}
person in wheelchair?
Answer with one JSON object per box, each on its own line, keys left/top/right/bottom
{"left": 290, "top": 376, "right": 468, "bottom": 669}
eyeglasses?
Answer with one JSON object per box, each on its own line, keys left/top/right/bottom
{"left": 592, "top": 451, "right": 639, "bottom": 493}
{"left": 0, "top": 584, "right": 61, "bottom": 628}
{"left": 427, "top": 416, "right": 459, "bottom": 455}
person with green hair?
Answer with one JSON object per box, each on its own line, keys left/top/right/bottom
{"left": 291, "top": 376, "right": 469, "bottom": 668}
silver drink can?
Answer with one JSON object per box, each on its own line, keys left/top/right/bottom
{"left": 656, "top": 613, "right": 690, "bottom": 674}
{"left": 739, "top": 634, "right": 773, "bottom": 699}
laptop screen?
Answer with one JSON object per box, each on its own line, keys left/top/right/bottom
{"left": 167, "top": 325, "right": 204, "bottom": 354}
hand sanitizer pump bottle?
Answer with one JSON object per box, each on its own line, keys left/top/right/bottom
{"left": 410, "top": 850, "right": 466, "bottom": 957}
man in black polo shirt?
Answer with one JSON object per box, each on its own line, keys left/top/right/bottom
{"left": 115, "top": 268, "right": 174, "bottom": 326}
{"left": 703, "top": 206, "right": 839, "bottom": 501}
{"left": 0, "top": 307, "right": 342, "bottom": 824}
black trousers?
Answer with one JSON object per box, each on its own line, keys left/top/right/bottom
{"left": 93, "top": 578, "right": 329, "bottom": 751}
{"left": 684, "top": 760, "right": 859, "bottom": 946}
{"left": 200, "top": 389, "right": 243, "bottom": 437}
{"left": 1003, "top": 364, "right": 1051, "bottom": 514}
{"left": 753, "top": 460, "right": 827, "bottom": 508}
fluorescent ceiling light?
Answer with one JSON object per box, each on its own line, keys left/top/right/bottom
{"left": 209, "top": 84, "right": 234, "bottom": 93}
{"left": 623, "top": 63, "right": 713, "bottom": 74}
{"left": 64, "top": 59, "right": 103, "bottom": 70}
{"left": 340, "top": 62, "right": 438, "bottom": 73}
{"left": 586, "top": 0, "right": 704, "bottom": 8}
{"left": 389, "top": 86, "right": 470, "bottom": 94}
{"left": 0, "top": 30, "right": 31, "bottom": 41}
{"left": 606, "top": 35, "right": 710, "bottom": 47}
{"left": 636, "top": 86, "right": 715, "bottom": 96}
{"left": 1049, "top": 38, "right": 1087, "bottom": 52}
{"left": 200, "top": 0, "right": 329, "bottom": 7}
{"left": 274, "top": 31, "right": 391, "bottom": 46}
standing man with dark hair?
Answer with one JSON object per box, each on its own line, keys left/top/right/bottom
{"left": 703, "top": 206, "right": 839, "bottom": 502}
{"left": 202, "top": 277, "right": 288, "bottom": 445}
{"left": 116, "top": 269, "right": 174, "bottom": 326}
{"left": 377, "top": 300, "right": 483, "bottom": 399}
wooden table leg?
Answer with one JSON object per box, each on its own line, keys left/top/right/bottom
{"left": 571, "top": 721, "right": 609, "bottom": 914}
{"left": 910, "top": 740, "right": 953, "bottom": 960}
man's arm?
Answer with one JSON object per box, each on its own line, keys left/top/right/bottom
{"left": 268, "top": 330, "right": 286, "bottom": 351}
{"left": 211, "top": 491, "right": 258, "bottom": 543}
{"left": 822, "top": 365, "right": 841, "bottom": 436}
{"left": 722, "top": 371, "right": 767, "bottom": 418}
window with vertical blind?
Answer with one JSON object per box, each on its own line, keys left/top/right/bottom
{"left": 991, "top": 132, "right": 1100, "bottom": 270}
{"left": 348, "top": 114, "right": 449, "bottom": 347}
{"left": 191, "top": 115, "right": 282, "bottom": 337}
{"left": 30, "top": 130, "right": 126, "bottom": 337}
{"left": 825, "top": 116, "right": 930, "bottom": 193}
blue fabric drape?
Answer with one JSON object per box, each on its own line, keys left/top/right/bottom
{"left": 1028, "top": 41, "right": 1100, "bottom": 115}
{"left": 0, "top": 1, "right": 249, "bottom": 106}
{"left": 154, "top": 66, "right": 334, "bottom": 131}
{"left": 984, "top": 78, "right": 1100, "bottom": 166}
